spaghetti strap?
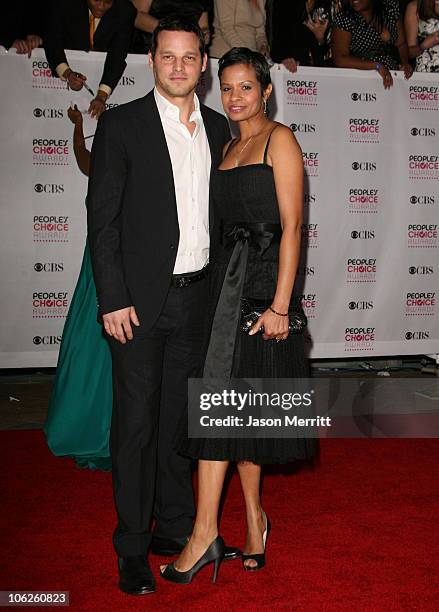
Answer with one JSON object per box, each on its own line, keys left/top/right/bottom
{"left": 263, "top": 125, "right": 279, "bottom": 164}
{"left": 223, "top": 138, "right": 236, "bottom": 160}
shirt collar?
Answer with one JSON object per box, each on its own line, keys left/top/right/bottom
{"left": 154, "top": 87, "right": 202, "bottom": 124}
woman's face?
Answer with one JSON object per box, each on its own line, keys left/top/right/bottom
{"left": 348, "top": 0, "right": 370, "bottom": 12}
{"left": 220, "top": 63, "right": 270, "bottom": 122}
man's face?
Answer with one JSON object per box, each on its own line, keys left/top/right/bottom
{"left": 87, "top": 0, "right": 113, "bottom": 18}
{"left": 149, "top": 30, "right": 207, "bottom": 101}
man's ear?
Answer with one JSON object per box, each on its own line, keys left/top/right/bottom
{"left": 201, "top": 52, "right": 208, "bottom": 73}
{"left": 148, "top": 51, "right": 153, "bottom": 68}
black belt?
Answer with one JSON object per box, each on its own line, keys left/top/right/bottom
{"left": 203, "top": 222, "right": 282, "bottom": 379}
{"left": 171, "top": 266, "right": 208, "bottom": 288}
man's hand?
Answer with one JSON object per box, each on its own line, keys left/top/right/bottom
{"left": 63, "top": 68, "right": 87, "bottom": 91}
{"left": 89, "top": 91, "right": 108, "bottom": 119}
{"left": 103, "top": 306, "right": 140, "bottom": 344}
{"left": 67, "top": 104, "right": 83, "bottom": 125}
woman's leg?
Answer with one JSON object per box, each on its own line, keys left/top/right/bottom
{"left": 160, "top": 459, "right": 229, "bottom": 572}
{"left": 237, "top": 461, "right": 266, "bottom": 569}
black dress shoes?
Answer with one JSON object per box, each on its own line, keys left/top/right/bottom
{"left": 151, "top": 535, "right": 241, "bottom": 561}
{"left": 118, "top": 555, "right": 155, "bottom": 595}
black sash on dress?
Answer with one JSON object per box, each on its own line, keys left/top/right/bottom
{"left": 203, "top": 222, "right": 282, "bottom": 379}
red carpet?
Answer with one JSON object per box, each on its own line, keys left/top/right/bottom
{"left": 1, "top": 432, "right": 438, "bottom": 611}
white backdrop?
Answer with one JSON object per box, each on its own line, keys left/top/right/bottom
{"left": 0, "top": 49, "right": 438, "bottom": 367}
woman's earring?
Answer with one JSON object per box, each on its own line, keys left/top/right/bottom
{"left": 263, "top": 98, "right": 268, "bottom": 116}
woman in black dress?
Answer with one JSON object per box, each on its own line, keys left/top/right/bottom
{"left": 160, "top": 48, "right": 317, "bottom": 584}
{"left": 332, "top": 0, "right": 413, "bottom": 88}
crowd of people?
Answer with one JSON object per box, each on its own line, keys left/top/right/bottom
{"left": 2, "top": 1, "right": 438, "bottom": 98}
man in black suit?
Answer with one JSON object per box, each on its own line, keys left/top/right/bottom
{"left": 87, "top": 18, "right": 232, "bottom": 595}
{"left": 44, "top": 0, "right": 136, "bottom": 118}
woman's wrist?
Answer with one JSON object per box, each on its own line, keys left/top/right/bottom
{"left": 269, "top": 305, "right": 289, "bottom": 317}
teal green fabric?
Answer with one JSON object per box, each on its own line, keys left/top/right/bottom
{"left": 44, "top": 242, "right": 112, "bottom": 471}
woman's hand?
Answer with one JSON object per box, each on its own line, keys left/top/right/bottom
{"left": 304, "top": 17, "right": 329, "bottom": 45}
{"left": 282, "top": 57, "right": 299, "bottom": 73}
{"left": 67, "top": 104, "right": 83, "bottom": 125}
{"left": 249, "top": 309, "right": 289, "bottom": 342}
{"left": 378, "top": 64, "right": 393, "bottom": 89}
{"left": 400, "top": 62, "right": 414, "bottom": 79}
{"left": 421, "top": 31, "right": 439, "bottom": 50}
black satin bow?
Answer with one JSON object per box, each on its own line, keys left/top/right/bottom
{"left": 203, "top": 222, "right": 282, "bottom": 380}
{"left": 223, "top": 223, "right": 282, "bottom": 256}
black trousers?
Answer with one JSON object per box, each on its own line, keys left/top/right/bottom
{"left": 109, "top": 277, "right": 207, "bottom": 557}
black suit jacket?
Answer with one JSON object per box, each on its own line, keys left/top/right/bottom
{"left": 87, "top": 90, "right": 230, "bottom": 329}
{"left": 44, "top": 0, "right": 135, "bottom": 91}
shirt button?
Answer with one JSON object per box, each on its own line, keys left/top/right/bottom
{"left": 170, "top": 244, "right": 175, "bottom": 249}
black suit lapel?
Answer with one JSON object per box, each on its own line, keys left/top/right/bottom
{"left": 201, "top": 105, "right": 223, "bottom": 231}
{"left": 134, "top": 90, "right": 177, "bottom": 213}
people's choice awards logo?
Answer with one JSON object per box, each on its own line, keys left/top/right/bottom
{"left": 286, "top": 79, "right": 318, "bottom": 107}
{"left": 348, "top": 188, "right": 379, "bottom": 213}
{"left": 408, "top": 85, "right": 438, "bottom": 111}
{"left": 344, "top": 327, "right": 375, "bottom": 352}
{"left": 408, "top": 155, "right": 439, "bottom": 180}
{"left": 346, "top": 258, "right": 377, "bottom": 283}
{"left": 32, "top": 138, "right": 69, "bottom": 166}
{"left": 32, "top": 60, "right": 65, "bottom": 89}
{"left": 299, "top": 293, "right": 318, "bottom": 319}
{"left": 302, "top": 152, "right": 319, "bottom": 177}
{"left": 32, "top": 291, "right": 69, "bottom": 319}
{"left": 33, "top": 215, "right": 69, "bottom": 243}
{"left": 301, "top": 223, "right": 318, "bottom": 248}
{"left": 405, "top": 291, "right": 436, "bottom": 317}
{"left": 348, "top": 118, "right": 380, "bottom": 143}
{"left": 407, "top": 224, "right": 438, "bottom": 248}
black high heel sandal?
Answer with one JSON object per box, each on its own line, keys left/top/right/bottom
{"left": 242, "top": 512, "right": 271, "bottom": 572}
{"left": 160, "top": 536, "right": 225, "bottom": 584}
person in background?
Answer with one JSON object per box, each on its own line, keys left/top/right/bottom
{"left": 209, "top": 0, "right": 269, "bottom": 59}
{"left": 44, "top": 105, "right": 113, "bottom": 471}
{"left": 332, "top": 0, "right": 413, "bottom": 88}
{"left": 405, "top": 0, "right": 439, "bottom": 71}
{"left": 132, "top": 0, "right": 211, "bottom": 51}
{"left": 1, "top": 5, "right": 46, "bottom": 56}
{"left": 44, "top": 0, "right": 136, "bottom": 119}
{"left": 270, "top": 0, "right": 331, "bottom": 72}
